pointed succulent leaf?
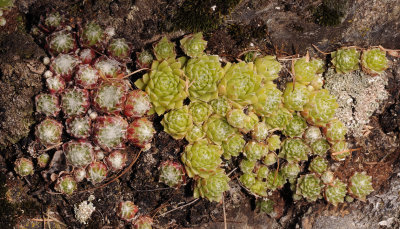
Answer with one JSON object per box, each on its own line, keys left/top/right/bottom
{"left": 254, "top": 55, "right": 282, "bottom": 81}
{"left": 180, "top": 32, "right": 207, "bottom": 58}
{"left": 194, "top": 169, "right": 230, "bottom": 202}
{"left": 218, "top": 62, "right": 262, "bottom": 106}
{"left": 279, "top": 138, "right": 309, "bottom": 163}
{"left": 325, "top": 179, "right": 347, "bottom": 206}
{"left": 203, "top": 115, "right": 236, "bottom": 145}
{"left": 135, "top": 58, "right": 187, "bottom": 115}
{"left": 283, "top": 82, "right": 310, "bottom": 111}
{"left": 161, "top": 106, "right": 192, "bottom": 140}
{"left": 361, "top": 48, "right": 388, "bottom": 75}
{"left": 153, "top": 36, "right": 176, "bottom": 60}
{"left": 296, "top": 174, "right": 323, "bottom": 201}
{"left": 348, "top": 172, "right": 374, "bottom": 201}
{"left": 185, "top": 55, "right": 224, "bottom": 101}
{"left": 331, "top": 48, "right": 360, "bottom": 73}
{"left": 181, "top": 140, "right": 222, "bottom": 178}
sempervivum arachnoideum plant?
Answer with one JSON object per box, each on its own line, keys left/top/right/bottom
{"left": 117, "top": 201, "right": 139, "bottom": 222}
{"left": 324, "top": 179, "right": 347, "bottom": 206}
{"left": 361, "top": 48, "right": 388, "bottom": 76}
{"left": 93, "top": 115, "right": 128, "bottom": 152}
{"left": 135, "top": 58, "right": 187, "bottom": 115}
{"left": 124, "top": 90, "right": 152, "bottom": 118}
{"left": 194, "top": 169, "right": 230, "bottom": 202}
{"left": 63, "top": 140, "right": 94, "bottom": 167}
{"left": 79, "top": 21, "right": 106, "bottom": 50}
{"left": 105, "top": 150, "right": 127, "bottom": 171}
{"left": 14, "top": 158, "right": 34, "bottom": 177}
{"left": 46, "top": 74, "right": 66, "bottom": 94}
{"left": 331, "top": 48, "right": 360, "bottom": 73}
{"left": 35, "top": 93, "right": 60, "bottom": 117}
{"left": 127, "top": 117, "right": 155, "bottom": 150}
{"left": 134, "top": 216, "right": 153, "bottom": 229}
{"left": 94, "top": 56, "right": 125, "bottom": 79}
{"left": 107, "top": 38, "right": 131, "bottom": 62}
{"left": 348, "top": 172, "right": 374, "bottom": 201}
{"left": 252, "top": 82, "right": 282, "bottom": 117}
{"left": 159, "top": 160, "right": 186, "bottom": 188}
{"left": 189, "top": 100, "right": 212, "bottom": 125}
{"left": 153, "top": 36, "right": 176, "bottom": 60}
{"left": 65, "top": 116, "right": 91, "bottom": 139}
{"left": 301, "top": 89, "right": 339, "bottom": 127}
{"left": 50, "top": 53, "right": 80, "bottom": 81}
{"left": 74, "top": 64, "right": 100, "bottom": 89}
{"left": 46, "top": 29, "right": 77, "bottom": 56}
{"left": 55, "top": 175, "right": 78, "bottom": 195}
{"left": 61, "top": 87, "right": 90, "bottom": 117}
{"left": 293, "top": 56, "right": 324, "bottom": 85}
{"left": 87, "top": 161, "right": 108, "bottom": 184}
{"left": 35, "top": 118, "right": 63, "bottom": 147}
{"left": 92, "top": 80, "right": 129, "bottom": 115}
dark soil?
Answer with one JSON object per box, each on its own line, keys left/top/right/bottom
{"left": 0, "top": 0, "right": 399, "bottom": 228}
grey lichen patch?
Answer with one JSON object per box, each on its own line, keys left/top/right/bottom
{"left": 324, "top": 68, "right": 388, "bottom": 138}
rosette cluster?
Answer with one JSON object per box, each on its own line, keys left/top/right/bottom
{"left": 19, "top": 13, "right": 156, "bottom": 196}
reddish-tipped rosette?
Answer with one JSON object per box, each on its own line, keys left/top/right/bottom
{"left": 50, "top": 54, "right": 80, "bottom": 81}
{"left": 65, "top": 116, "right": 91, "bottom": 139}
{"left": 86, "top": 161, "right": 108, "bottom": 184}
{"left": 55, "top": 175, "right": 77, "bottom": 195}
{"left": 35, "top": 118, "right": 63, "bottom": 147}
{"left": 46, "top": 30, "right": 77, "bottom": 56}
{"left": 93, "top": 115, "right": 128, "bottom": 152}
{"left": 94, "top": 56, "right": 124, "bottom": 79}
{"left": 63, "top": 140, "right": 94, "bottom": 167}
{"left": 127, "top": 117, "right": 155, "bottom": 149}
{"left": 61, "top": 87, "right": 90, "bottom": 117}
{"left": 75, "top": 64, "right": 100, "bottom": 89}
{"left": 159, "top": 160, "right": 186, "bottom": 188}
{"left": 133, "top": 216, "right": 153, "bottom": 229}
{"left": 35, "top": 93, "right": 60, "bottom": 117}
{"left": 105, "top": 150, "right": 127, "bottom": 171}
{"left": 46, "top": 75, "right": 65, "bottom": 94}
{"left": 79, "top": 48, "right": 96, "bottom": 64}
{"left": 92, "top": 80, "right": 129, "bottom": 115}
{"left": 117, "top": 201, "right": 139, "bottom": 222}
{"left": 107, "top": 38, "right": 132, "bottom": 62}
{"left": 124, "top": 90, "right": 152, "bottom": 118}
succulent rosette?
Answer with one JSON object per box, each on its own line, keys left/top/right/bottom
{"left": 92, "top": 80, "right": 129, "bottom": 115}
{"left": 283, "top": 82, "right": 310, "bottom": 111}
{"left": 265, "top": 107, "right": 293, "bottom": 130}
{"left": 296, "top": 174, "right": 323, "bottom": 201}
{"left": 240, "top": 159, "right": 256, "bottom": 174}
{"left": 63, "top": 140, "right": 94, "bottom": 167}
{"left": 250, "top": 180, "right": 268, "bottom": 196}
{"left": 124, "top": 90, "right": 152, "bottom": 118}
{"left": 46, "top": 75, "right": 65, "bottom": 94}
{"left": 87, "top": 161, "right": 108, "bottom": 184}
{"left": 47, "top": 30, "right": 76, "bottom": 55}
{"left": 180, "top": 32, "right": 207, "bottom": 57}
{"left": 134, "top": 216, "right": 153, "bottom": 229}
{"left": 222, "top": 133, "right": 245, "bottom": 159}
{"left": 117, "top": 201, "right": 139, "bottom": 222}
{"left": 75, "top": 64, "right": 100, "bottom": 89}
{"left": 61, "top": 87, "right": 90, "bottom": 117}
{"left": 266, "top": 171, "right": 285, "bottom": 191}
{"left": 209, "top": 97, "right": 231, "bottom": 116}
{"left": 65, "top": 116, "right": 91, "bottom": 139}
{"left": 80, "top": 21, "right": 105, "bottom": 50}
{"left": 348, "top": 172, "right": 374, "bottom": 201}
{"left": 107, "top": 38, "right": 131, "bottom": 62}
{"left": 226, "top": 108, "right": 248, "bottom": 129}
{"left": 93, "top": 115, "right": 128, "bottom": 152}
{"left": 256, "top": 166, "right": 270, "bottom": 180}
{"left": 159, "top": 160, "right": 186, "bottom": 188}
{"left": 309, "top": 156, "right": 328, "bottom": 174}
{"left": 181, "top": 140, "right": 222, "bottom": 178}
{"left": 263, "top": 153, "right": 277, "bottom": 166}
{"left": 252, "top": 82, "right": 282, "bottom": 116}
{"left": 301, "top": 89, "right": 338, "bottom": 127}
{"left": 41, "top": 12, "right": 63, "bottom": 32}
{"left": 14, "top": 158, "right": 34, "bottom": 177}
{"left": 323, "top": 119, "right": 347, "bottom": 143}
{"left": 324, "top": 179, "right": 347, "bottom": 206}
{"left": 185, "top": 125, "right": 206, "bottom": 143}
{"left": 73, "top": 167, "right": 87, "bottom": 182}
{"left": 105, "top": 150, "right": 127, "bottom": 171}
{"left": 136, "top": 50, "right": 153, "bottom": 69}
{"left": 331, "top": 48, "right": 360, "bottom": 73}
{"left": 361, "top": 48, "right": 388, "bottom": 75}
{"left": 279, "top": 138, "right": 309, "bottom": 163}
{"left": 135, "top": 58, "right": 187, "bottom": 115}
{"left": 266, "top": 134, "right": 281, "bottom": 152}
{"left": 303, "top": 126, "right": 322, "bottom": 144}
{"left": 282, "top": 114, "right": 307, "bottom": 137}
{"left": 189, "top": 100, "right": 212, "bottom": 125}
{"left": 218, "top": 62, "right": 262, "bottom": 106}
{"left": 55, "top": 175, "right": 77, "bottom": 195}
{"left": 203, "top": 115, "right": 236, "bottom": 145}
{"left": 35, "top": 93, "right": 60, "bottom": 117}
{"left": 50, "top": 54, "right": 80, "bottom": 81}
{"left": 330, "top": 140, "right": 349, "bottom": 161}
{"left": 310, "top": 138, "right": 330, "bottom": 156}
{"left": 127, "top": 117, "right": 155, "bottom": 148}
{"left": 244, "top": 141, "right": 268, "bottom": 161}
{"left": 35, "top": 118, "right": 63, "bottom": 147}
{"left": 252, "top": 122, "right": 269, "bottom": 142}
{"left": 240, "top": 173, "right": 256, "bottom": 188}
{"left": 185, "top": 55, "right": 224, "bottom": 101}
{"left": 79, "top": 48, "right": 96, "bottom": 64}
{"left": 153, "top": 36, "right": 176, "bottom": 60}
{"left": 194, "top": 169, "right": 230, "bottom": 202}
{"left": 161, "top": 106, "right": 192, "bottom": 140}
{"left": 282, "top": 163, "right": 301, "bottom": 182}
{"left": 293, "top": 57, "right": 324, "bottom": 85}
{"left": 37, "top": 153, "right": 50, "bottom": 168}
{"left": 94, "top": 56, "right": 124, "bottom": 79}
{"left": 254, "top": 55, "right": 282, "bottom": 81}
